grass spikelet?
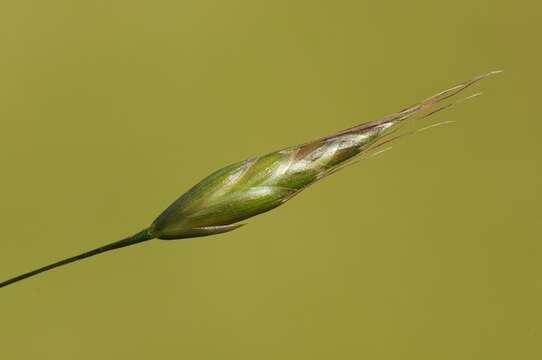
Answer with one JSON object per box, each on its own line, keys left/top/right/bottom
{"left": 0, "top": 72, "right": 500, "bottom": 289}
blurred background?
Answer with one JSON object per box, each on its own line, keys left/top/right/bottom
{"left": 1, "top": 1, "right": 540, "bottom": 359}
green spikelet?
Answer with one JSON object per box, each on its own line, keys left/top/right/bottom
{"left": 0, "top": 71, "right": 499, "bottom": 288}
{"left": 151, "top": 71, "right": 500, "bottom": 239}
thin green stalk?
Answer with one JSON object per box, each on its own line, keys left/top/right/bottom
{"left": 0, "top": 229, "right": 153, "bottom": 288}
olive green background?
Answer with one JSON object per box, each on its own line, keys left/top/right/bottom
{"left": 1, "top": 1, "right": 540, "bottom": 359}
